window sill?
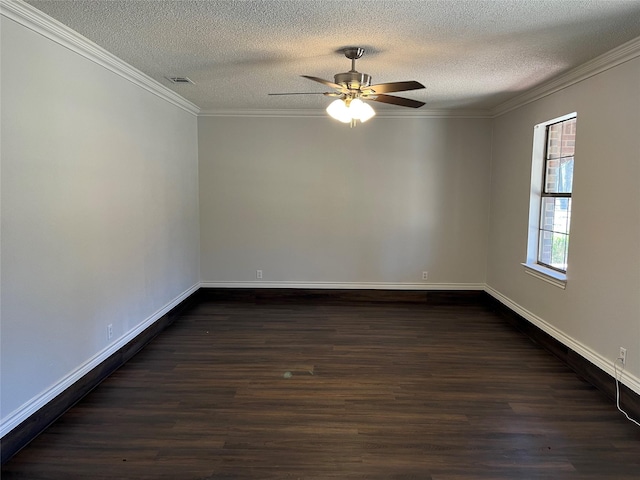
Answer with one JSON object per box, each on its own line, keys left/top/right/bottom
{"left": 521, "top": 263, "right": 567, "bottom": 289}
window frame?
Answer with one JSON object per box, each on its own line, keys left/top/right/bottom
{"left": 522, "top": 112, "right": 577, "bottom": 289}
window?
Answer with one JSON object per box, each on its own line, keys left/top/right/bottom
{"left": 524, "top": 113, "right": 576, "bottom": 288}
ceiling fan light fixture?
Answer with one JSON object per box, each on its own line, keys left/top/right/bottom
{"left": 326, "top": 98, "right": 376, "bottom": 124}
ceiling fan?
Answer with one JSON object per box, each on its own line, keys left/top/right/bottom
{"left": 269, "top": 47, "right": 426, "bottom": 126}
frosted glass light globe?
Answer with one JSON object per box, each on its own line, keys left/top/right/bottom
{"left": 326, "top": 99, "right": 352, "bottom": 123}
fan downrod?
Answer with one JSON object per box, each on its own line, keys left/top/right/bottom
{"left": 335, "top": 47, "right": 370, "bottom": 89}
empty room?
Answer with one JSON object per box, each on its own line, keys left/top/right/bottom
{"left": 1, "top": 0, "right": 639, "bottom": 478}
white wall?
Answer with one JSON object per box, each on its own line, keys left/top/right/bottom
{"left": 486, "top": 57, "right": 640, "bottom": 390}
{"left": 199, "top": 115, "right": 492, "bottom": 287}
{"left": 0, "top": 16, "right": 200, "bottom": 426}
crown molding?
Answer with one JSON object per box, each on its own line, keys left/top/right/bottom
{"left": 492, "top": 35, "right": 640, "bottom": 117}
{"left": 0, "top": 0, "right": 200, "bottom": 116}
{"left": 198, "top": 109, "right": 326, "bottom": 118}
{"left": 197, "top": 108, "right": 492, "bottom": 119}
{"left": 4, "top": 0, "right": 636, "bottom": 123}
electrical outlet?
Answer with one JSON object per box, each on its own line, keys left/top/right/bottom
{"left": 107, "top": 324, "right": 113, "bottom": 340}
{"left": 256, "top": 270, "right": 263, "bottom": 279}
{"left": 619, "top": 347, "right": 627, "bottom": 366}
{"left": 422, "top": 271, "right": 428, "bottom": 280}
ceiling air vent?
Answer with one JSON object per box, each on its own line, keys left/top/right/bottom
{"left": 165, "top": 76, "right": 195, "bottom": 85}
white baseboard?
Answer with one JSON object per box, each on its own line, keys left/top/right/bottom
{"left": 484, "top": 285, "right": 640, "bottom": 395}
{"left": 0, "top": 282, "right": 200, "bottom": 438}
{"left": 200, "top": 281, "right": 485, "bottom": 290}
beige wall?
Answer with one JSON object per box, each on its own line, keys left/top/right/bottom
{"left": 198, "top": 115, "right": 492, "bottom": 287}
{"left": 1, "top": 16, "right": 200, "bottom": 423}
{"left": 486, "top": 57, "right": 640, "bottom": 389}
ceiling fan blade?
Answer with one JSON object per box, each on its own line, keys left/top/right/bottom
{"left": 367, "top": 94, "right": 425, "bottom": 108}
{"left": 301, "top": 75, "right": 344, "bottom": 91}
{"left": 268, "top": 92, "right": 330, "bottom": 95}
{"left": 268, "top": 92, "right": 341, "bottom": 98}
{"left": 363, "top": 80, "right": 425, "bottom": 94}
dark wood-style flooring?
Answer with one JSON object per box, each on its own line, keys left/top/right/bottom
{"left": 3, "top": 292, "right": 639, "bottom": 479}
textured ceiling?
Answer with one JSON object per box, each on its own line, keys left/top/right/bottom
{"left": 24, "top": 0, "right": 640, "bottom": 113}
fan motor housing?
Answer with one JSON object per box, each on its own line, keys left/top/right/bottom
{"left": 334, "top": 71, "right": 371, "bottom": 90}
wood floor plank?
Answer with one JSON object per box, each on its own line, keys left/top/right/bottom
{"left": 2, "top": 297, "right": 639, "bottom": 479}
